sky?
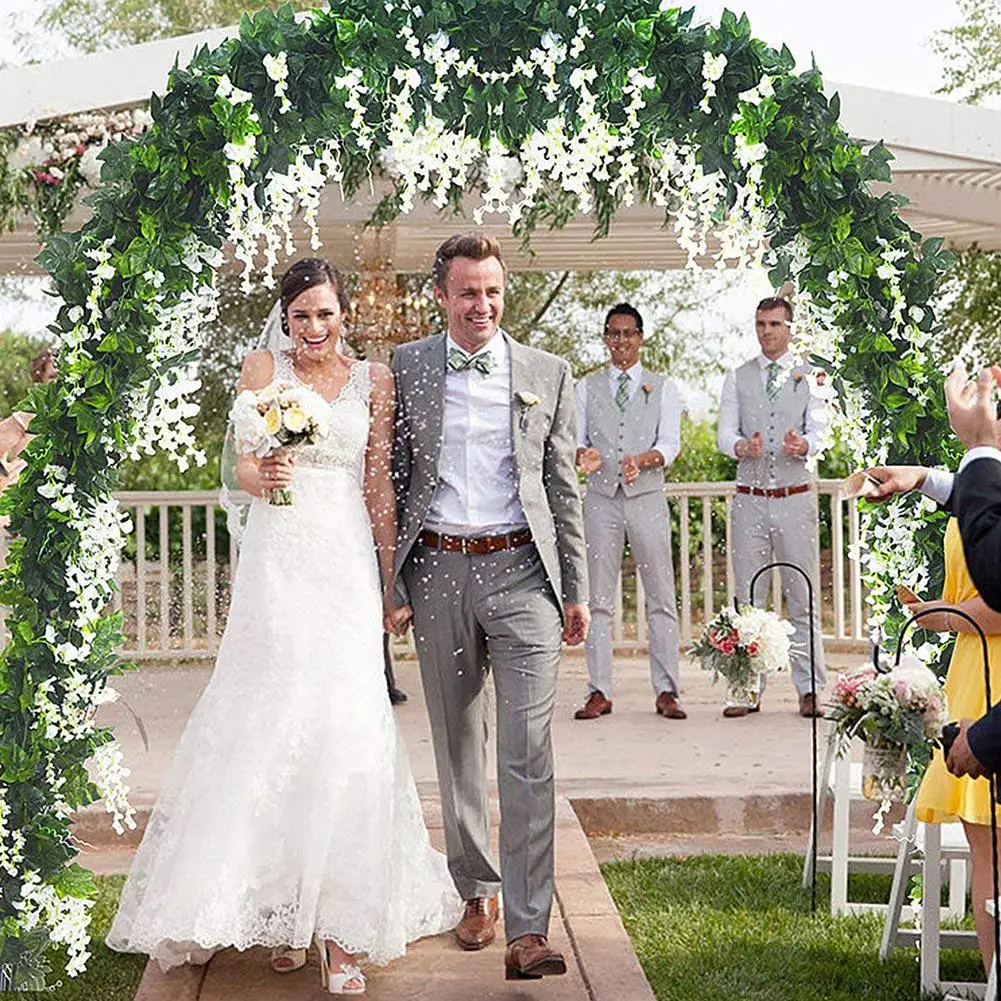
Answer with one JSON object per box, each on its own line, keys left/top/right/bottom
{"left": 0, "top": 0, "right": 971, "bottom": 363}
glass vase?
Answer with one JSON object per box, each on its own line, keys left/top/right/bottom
{"left": 861, "top": 739, "right": 908, "bottom": 802}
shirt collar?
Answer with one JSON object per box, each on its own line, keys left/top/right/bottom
{"left": 446, "top": 330, "right": 507, "bottom": 367}
{"left": 757, "top": 351, "right": 793, "bottom": 370}
{"left": 609, "top": 361, "right": 642, "bottom": 382}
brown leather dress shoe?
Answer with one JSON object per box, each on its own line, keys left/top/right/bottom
{"left": 799, "top": 693, "right": 822, "bottom": 718}
{"left": 455, "top": 896, "right": 499, "bottom": 950}
{"left": 722, "top": 703, "right": 761, "bottom": 718}
{"left": 655, "top": 692, "right": 687, "bottom": 719}
{"left": 504, "top": 934, "right": 567, "bottom": 980}
{"left": 574, "top": 691, "right": 612, "bottom": 720}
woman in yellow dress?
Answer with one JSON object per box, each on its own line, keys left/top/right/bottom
{"left": 910, "top": 516, "right": 1001, "bottom": 973}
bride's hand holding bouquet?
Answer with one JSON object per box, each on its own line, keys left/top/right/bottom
{"left": 231, "top": 381, "right": 329, "bottom": 505}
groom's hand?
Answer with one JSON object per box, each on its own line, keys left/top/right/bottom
{"left": 862, "top": 465, "right": 928, "bottom": 502}
{"left": 383, "top": 603, "right": 413, "bottom": 636}
{"left": 945, "top": 364, "right": 1001, "bottom": 449}
{"left": 562, "top": 603, "right": 590, "bottom": 646}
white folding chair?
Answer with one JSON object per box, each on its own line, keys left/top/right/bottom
{"left": 881, "top": 799, "right": 979, "bottom": 998}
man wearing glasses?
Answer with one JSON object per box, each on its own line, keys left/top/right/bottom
{"left": 573, "top": 303, "right": 685, "bottom": 721}
{"left": 716, "top": 297, "right": 827, "bottom": 719}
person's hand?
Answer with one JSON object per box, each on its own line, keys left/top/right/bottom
{"left": 946, "top": 718, "right": 988, "bottom": 779}
{"left": 383, "top": 601, "right": 413, "bottom": 636}
{"left": 782, "top": 429, "right": 808, "bottom": 457}
{"left": 945, "top": 364, "right": 1001, "bottom": 449}
{"left": 562, "top": 603, "right": 590, "bottom": 646}
{"left": 900, "top": 598, "right": 951, "bottom": 632}
{"left": 258, "top": 451, "right": 295, "bottom": 493}
{"left": 621, "top": 455, "right": 640, "bottom": 486}
{"left": 736, "top": 432, "right": 763, "bottom": 458}
{"left": 576, "top": 447, "right": 602, "bottom": 475}
{"left": 860, "top": 465, "right": 928, "bottom": 503}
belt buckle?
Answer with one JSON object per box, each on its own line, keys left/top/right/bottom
{"left": 460, "top": 536, "right": 469, "bottom": 555}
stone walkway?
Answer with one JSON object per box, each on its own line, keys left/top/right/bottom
{"left": 81, "top": 650, "right": 871, "bottom": 1001}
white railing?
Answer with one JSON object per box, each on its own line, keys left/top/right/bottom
{"left": 112, "top": 480, "right": 866, "bottom": 661}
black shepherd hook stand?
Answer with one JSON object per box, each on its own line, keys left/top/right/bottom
{"left": 741, "top": 560, "right": 820, "bottom": 913}
{"left": 890, "top": 607, "right": 999, "bottom": 994}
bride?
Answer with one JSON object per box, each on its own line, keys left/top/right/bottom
{"left": 107, "top": 258, "right": 461, "bottom": 994}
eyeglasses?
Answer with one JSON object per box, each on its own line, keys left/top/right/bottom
{"left": 603, "top": 328, "right": 641, "bottom": 340}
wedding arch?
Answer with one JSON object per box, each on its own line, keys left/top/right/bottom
{"left": 0, "top": 0, "right": 957, "bottom": 984}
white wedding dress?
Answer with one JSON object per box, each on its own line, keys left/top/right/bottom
{"left": 108, "top": 354, "right": 461, "bottom": 971}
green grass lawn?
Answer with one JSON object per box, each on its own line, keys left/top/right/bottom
{"left": 602, "top": 853, "right": 985, "bottom": 1001}
{"left": 43, "top": 875, "right": 147, "bottom": 1001}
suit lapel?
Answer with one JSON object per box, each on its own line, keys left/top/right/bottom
{"left": 422, "top": 335, "right": 446, "bottom": 468}
{"left": 507, "top": 332, "right": 528, "bottom": 466}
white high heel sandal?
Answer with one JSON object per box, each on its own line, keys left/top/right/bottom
{"left": 316, "top": 937, "right": 366, "bottom": 995}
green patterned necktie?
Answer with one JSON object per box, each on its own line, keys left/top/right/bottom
{"left": 448, "top": 347, "right": 495, "bottom": 376}
{"left": 615, "top": 370, "right": 631, "bottom": 412}
{"left": 765, "top": 361, "right": 781, "bottom": 401}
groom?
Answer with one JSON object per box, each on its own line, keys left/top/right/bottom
{"left": 390, "top": 233, "right": 590, "bottom": 979}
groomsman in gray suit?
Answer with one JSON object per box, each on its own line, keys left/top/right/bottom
{"left": 573, "top": 303, "right": 686, "bottom": 721}
{"left": 716, "top": 296, "right": 827, "bottom": 718}
{"left": 389, "top": 234, "right": 589, "bottom": 981}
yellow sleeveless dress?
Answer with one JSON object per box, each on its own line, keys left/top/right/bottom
{"left": 916, "top": 518, "right": 1001, "bottom": 825}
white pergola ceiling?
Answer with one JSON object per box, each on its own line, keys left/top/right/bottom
{"left": 1, "top": 30, "right": 1000, "bottom": 275}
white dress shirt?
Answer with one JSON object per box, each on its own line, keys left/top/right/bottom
{"left": 716, "top": 351, "right": 827, "bottom": 459}
{"left": 424, "top": 332, "right": 528, "bottom": 536}
{"left": 920, "top": 447, "right": 1001, "bottom": 505}
{"left": 575, "top": 362, "right": 682, "bottom": 466}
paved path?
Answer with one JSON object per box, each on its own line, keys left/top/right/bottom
{"left": 84, "top": 650, "right": 870, "bottom": 1001}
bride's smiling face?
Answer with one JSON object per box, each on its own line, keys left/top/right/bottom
{"left": 288, "top": 283, "right": 342, "bottom": 363}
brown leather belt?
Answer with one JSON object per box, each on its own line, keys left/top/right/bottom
{"left": 418, "top": 529, "right": 534, "bottom": 555}
{"left": 736, "top": 484, "right": 811, "bottom": 499}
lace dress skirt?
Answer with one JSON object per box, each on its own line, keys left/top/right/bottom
{"left": 107, "top": 462, "right": 461, "bottom": 969}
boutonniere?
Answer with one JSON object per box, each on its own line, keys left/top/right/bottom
{"left": 641, "top": 383, "right": 654, "bottom": 403}
{"left": 516, "top": 391, "right": 540, "bottom": 431}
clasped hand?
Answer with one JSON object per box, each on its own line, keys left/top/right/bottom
{"left": 258, "top": 451, "right": 295, "bottom": 492}
{"left": 383, "top": 596, "right": 413, "bottom": 636}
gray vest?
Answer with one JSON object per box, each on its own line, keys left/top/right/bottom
{"left": 734, "top": 359, "right": 812, "bottom": 488}
{"left": 585, "top": 368, "right": 668, "bottom": 498}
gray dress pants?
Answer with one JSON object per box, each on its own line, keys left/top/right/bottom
{"left": 403, "top": 542, "right": 562, "bottom": 942}
{"left": 584, "top": 489, "right": 680, "bottom": 698}
{"left": 730, "top": 490, "right": 827, "bottom": 696}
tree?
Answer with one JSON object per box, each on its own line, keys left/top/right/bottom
{"left": 115, "top": 266, "right": 741, "bottom": 490}
{"left": 936, "top": 245, "right": 1001, "bottom": 365}
{"left": 930, "top": 2, "right": 1001, "bottom": 369}
{"left": 35, "top": 0, "right": 316, "bottom": 54}
{"left": 931, "top": 0, "right": 1001, "bottom": 105}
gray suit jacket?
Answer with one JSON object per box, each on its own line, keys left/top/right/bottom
{"left": 391, "top": 332, "right": 588, "bottom": 616}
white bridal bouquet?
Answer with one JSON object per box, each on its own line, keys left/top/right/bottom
{"left": 230, "top": 381, "right": 329, "bottom": 505}
{"left": 692, "top": 604, "right": 794, "bottom": 707}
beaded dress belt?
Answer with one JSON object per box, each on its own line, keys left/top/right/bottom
{"left": 736, "top": 484, "right": 811, "bottom": 499}
{"left": 418, "top": 529, "right": 533, "bottom": 554}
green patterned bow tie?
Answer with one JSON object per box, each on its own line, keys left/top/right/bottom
{"left": 448, "top": 347, "right": 495, "bottom": 376}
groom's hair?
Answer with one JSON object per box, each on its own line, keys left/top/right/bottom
{"left": 433, "top": 233, "right": 506, "bottom": 289}
{"left": 756, "top": 296, "right": 793, "bottom": 320}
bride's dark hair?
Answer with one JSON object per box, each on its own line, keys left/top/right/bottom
{"left": 279, "top": 258, "right": 350, "bottom": 335}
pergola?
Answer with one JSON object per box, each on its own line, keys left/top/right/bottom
{"left": 1, "top": 25, "right": 1000, "bottom": 273}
